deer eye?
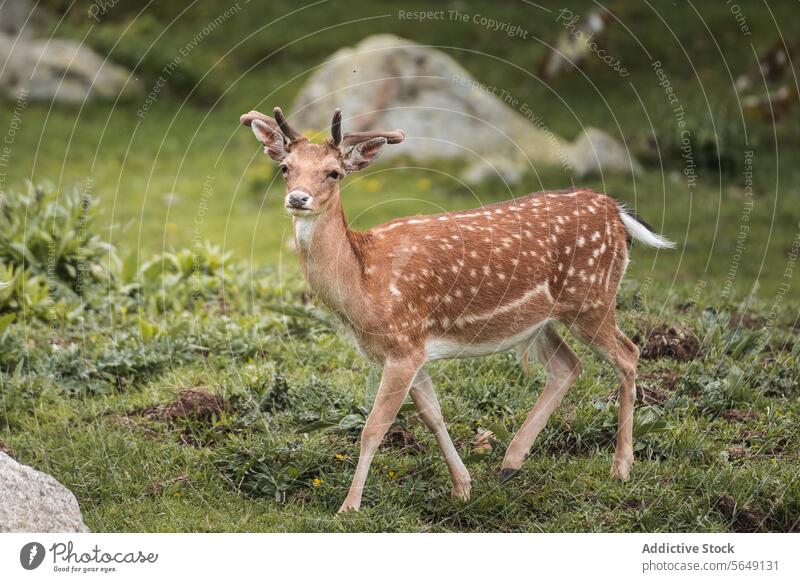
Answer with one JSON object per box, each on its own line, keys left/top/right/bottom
{"left": 279, "top": 164, "right": 288, "bottom": 175}
{"left": 327, "top": 170, "right": 340, "bottom": 180}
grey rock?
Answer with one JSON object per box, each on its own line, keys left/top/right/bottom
{"left": 0, "top": 32, "right": 141, "bottom": 104}
{"left": 567, "top": 127, "right": 643, "bottom": 178}
{"left": 0, "top": 0, "right": 44, "bottom": 38}
{"left": 291, "top": 34, "right": 638, "bottom": 184}
{"left": 0, "top": 452, "right": 90, "bottom": 533}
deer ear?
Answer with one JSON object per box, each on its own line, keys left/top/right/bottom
{"left": 251, "top": 119, "right": 288, "bottom": 162}
{"left": 343, "top": 137, "right": 387, "bottom": 173}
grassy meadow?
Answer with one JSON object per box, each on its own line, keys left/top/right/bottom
{"left": 0, "top": 0, "right": 798, "bottom": 531}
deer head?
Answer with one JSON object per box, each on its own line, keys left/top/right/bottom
{"left": 241, "top": 107, "right": 405, "bottom": 216}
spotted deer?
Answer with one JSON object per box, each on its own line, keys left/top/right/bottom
{"left": 241, "top": 107, "right": 675, "bottom": 513}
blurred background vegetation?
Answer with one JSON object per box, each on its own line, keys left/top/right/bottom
{"left": 2, "top": 0, "right": 799, "bottom": 297}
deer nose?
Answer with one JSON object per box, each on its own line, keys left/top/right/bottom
{"left": 286, "top": 191, "right": 311, "bottom": 209}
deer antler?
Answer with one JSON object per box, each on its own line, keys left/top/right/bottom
{"left": 330, "top": 109, "right": 403, "bottom": 148}
{"left": 331, "top": 108, "right": 343, "bottom": 146}
{"left": 241, "top": 108, "right": 306, "bottom": 145}
{"left": 273, "top": 107, "right": 303, "bottom": 142}
{"left": 341, "top": 129, "right": 405, "bottom": 147}
{"left": 239, "top": 110, "right": 279, "bottom": 130}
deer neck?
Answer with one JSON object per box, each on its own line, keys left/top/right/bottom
{"left": 292, "top": 199, "right": 366, "bottom": 319}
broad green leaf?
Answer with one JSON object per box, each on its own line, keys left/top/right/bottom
{"left": 0, "top": 312, "right": 15, "bottom": 334}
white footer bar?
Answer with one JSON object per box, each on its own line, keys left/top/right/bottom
{"left": 1, "top": 533, "right": 797, "bottom": 581}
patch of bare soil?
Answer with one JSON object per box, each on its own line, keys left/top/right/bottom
{"left": 608, "top": 368, "right": 677, "bottom": 405}
{"left": 729, "top": 312, "right": 766, "bottom": 330}
{"left": 0, "top": 440, "right": 12, "bottom": 457}
{"left": 641, "top": 325, "right": 701, "bottom": 361}
{"left": 762, "top": 340, "right": 795, "bottom": 355}
{"left": 728, "top": 445, "right": 749, "bottom": 461}
{"left": 623, "top": 497, "right": 652, "bottom": 511}
{"left": 715, "top": 494, "right": 767, "bottom": 532}
{"left": 144, "top": 389, "right": 224, "bottom": 423}
{"left": 381, "top": 425, "right": 425, "bottom": 453}
{"left": 720, "top": 409, "right": 758, "bottom": 423}
{"left": 108, "top": 389, "right": 226, "bottom": 447}
{"left": 738, "top": 429, "right": 766, "bottom": 444}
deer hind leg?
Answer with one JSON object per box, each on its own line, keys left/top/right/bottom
{"left": 571, "top": 316, "right": 639, "bottom": 481}
{"left": 608, "top": 328, "right": 640, "bottom": 480}
{"left": 501, "top": 324, "right": 582, "bottom": 481}
{"left": 410, "top": 369, "right": 471, "bottom": 500}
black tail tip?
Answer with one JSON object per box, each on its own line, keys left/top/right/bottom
{"left": 499, "top": 468, "right": 520, "bottom": 484}
{"left": 629, "top": 210, "right": 656, "bottom": 233}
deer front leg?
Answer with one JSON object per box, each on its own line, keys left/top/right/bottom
{"left": 410, "top": 369, "right": 471, "bottom": 500}
{"left": 338, "top": 356, "right": 423, "bottom": 513}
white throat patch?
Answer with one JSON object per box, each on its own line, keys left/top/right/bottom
{"left": 294, "top": 215, "right": 318, "bottom": 248}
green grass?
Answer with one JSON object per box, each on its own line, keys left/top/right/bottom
{"left": 1, "top": 0, "right": 799, "bottom": 532}
{"left": 2, "top": 273, "right": 798, "bottom": 532}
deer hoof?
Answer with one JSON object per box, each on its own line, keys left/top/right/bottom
{"left": 610, "top": 456, "right": 633, "bottom": 481}
{"left": 451, "top": 480, "right": 472, "bottom": 501}
{"left": 499, "top": 468, "right": 520, "bottom": 484}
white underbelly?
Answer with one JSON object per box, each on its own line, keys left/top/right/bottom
{"left": 425, "top": 320, "right": 551, "bottom": 361}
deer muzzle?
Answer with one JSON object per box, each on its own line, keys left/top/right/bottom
{"left": 286, "top": 190, "right": 313, "bottom": 213}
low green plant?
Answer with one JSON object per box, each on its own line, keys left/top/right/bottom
{"left": 0, "top": 184, "right": 118, "bottom": 318}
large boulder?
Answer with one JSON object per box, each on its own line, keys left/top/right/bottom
{"left": 569, "top": 127, "right": 641, "bottom": 177}
{"left": 0, "top": 0, "right": 44, "bottom": 38}
{"left": 291, "top": 34, "right": 639, "bottom": 183}
{"left": 0, "top": 452, "right": 89, "bottom": 533}
{"left": 0, "top": 33, "right": 141, "bottom": 104}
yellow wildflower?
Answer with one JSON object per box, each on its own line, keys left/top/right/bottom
{"left": 416, "top": 178, "right": 432, "bottom": 192}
